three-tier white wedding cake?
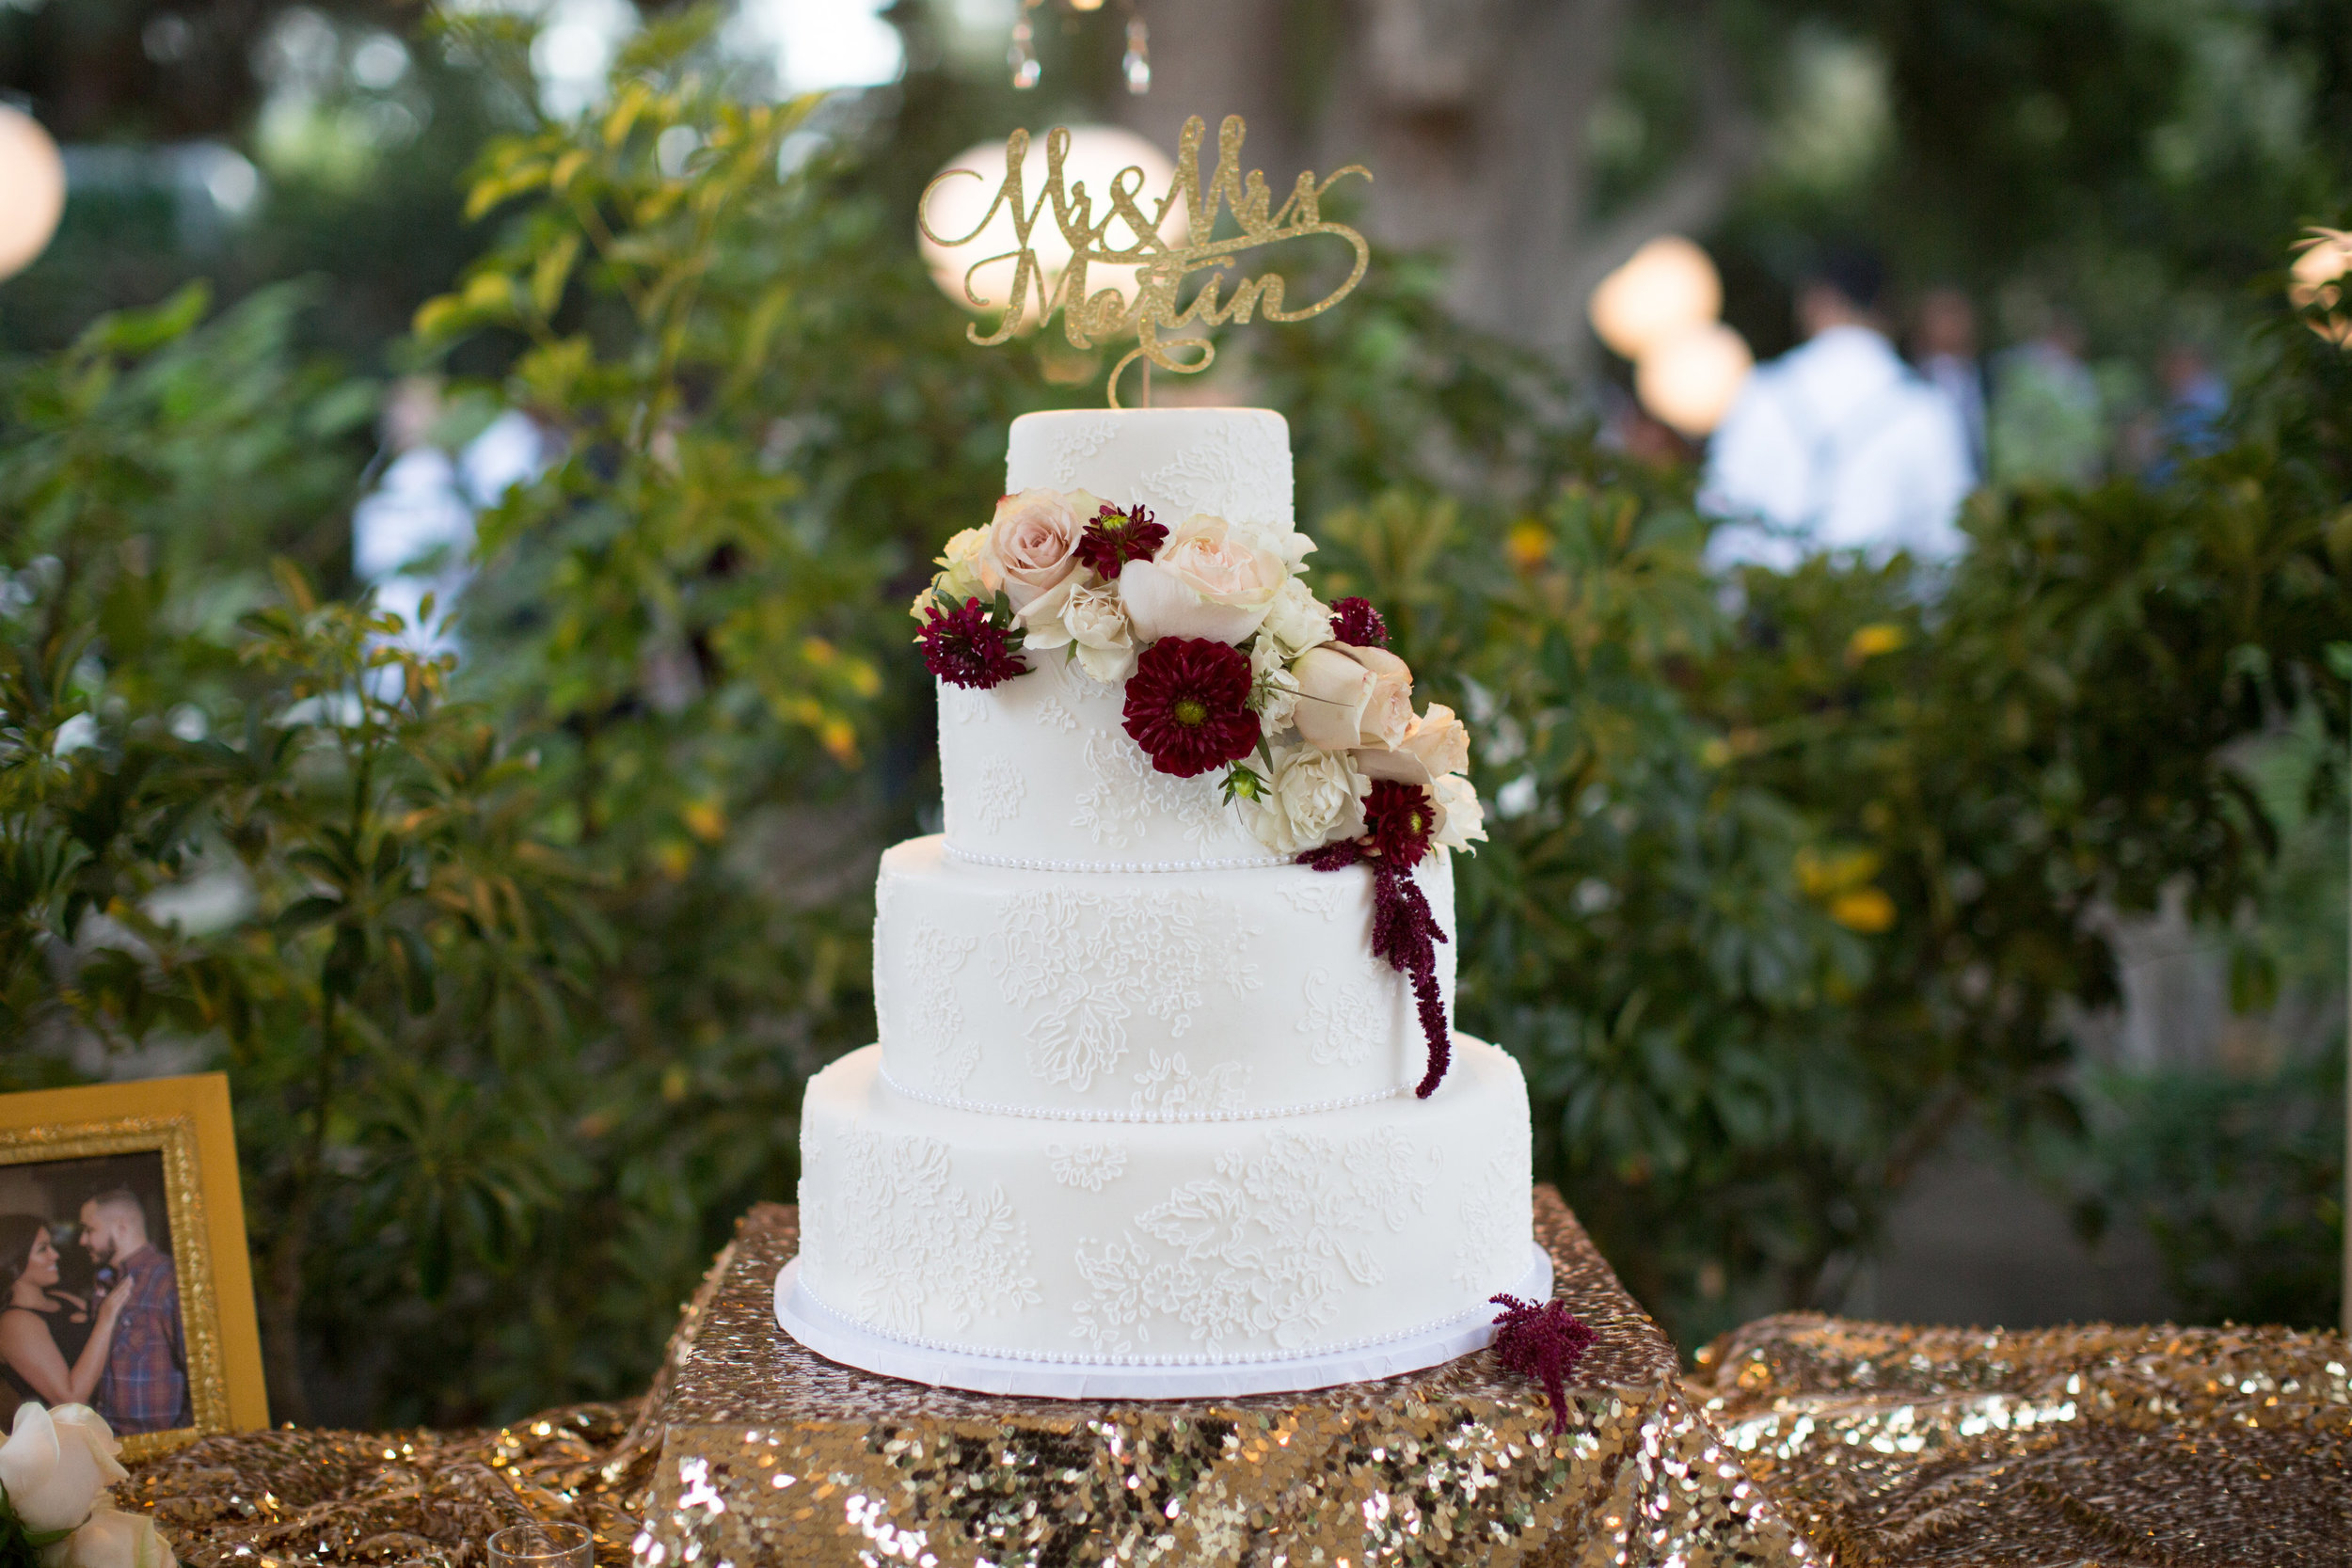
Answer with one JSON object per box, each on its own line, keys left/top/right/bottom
{"left": 780, "top": 407, "right": 1542, "bottom": 1397}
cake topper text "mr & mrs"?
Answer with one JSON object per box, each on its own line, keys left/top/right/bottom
{"left": 918, "top": 115, "right": 1371, "bottom": 408}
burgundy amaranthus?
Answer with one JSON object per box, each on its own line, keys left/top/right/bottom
{"left": 1121, "top": 637, "right": 1262, "bottom": 778}
{"left": 916, "top": 594, "right": 1028, "bottom": 690}
{"left": 1297, "top": 780, "right": 1452, "bottom": 1096}
{"left": 1488, "top": 1294, "right": 1598, "bottom": 1435}
{"left": 1328, "top": 596, "right": 1391, "bottom": 647}
{"left": 1075, "top": 503, "right": 1168, "bottom": 578}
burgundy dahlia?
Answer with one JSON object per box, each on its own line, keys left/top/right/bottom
{"left": 1328, "top": 596, "right": 1391, "bottom": 647}
{"left": 1075, "top": 503, "right": 1168, "bottom": 578}
{"left": 916, "top": 595, "right": 1028, "bottom": 690}
{"left": 1121, "top": 637, "right": 1261, "bottom": 778}
{"left": 1364, "top": 778, "right": 1436, "bottom": 870}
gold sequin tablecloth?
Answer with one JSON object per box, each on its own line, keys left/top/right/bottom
{"left": 640, "top": 1191, "right": 1812, "bottom": 1567}
{"left": 114, "top": 1196, "right": 2352, "bottom": 1567}
{"left": 1692, "top": 1312, "right": 2352, "bottom": 1566}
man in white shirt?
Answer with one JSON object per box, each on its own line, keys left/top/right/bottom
{"left": 1702, "top": 251, "right": 1975, "bottom": 570}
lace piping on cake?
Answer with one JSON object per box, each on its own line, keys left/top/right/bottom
{"left": 943, "top": 844, "right": 1293, "bottom": 873}
{"left": 790, "top": 1259, "right": 1527, "bottom": 1369}
{"left": 877, "top": 1061, "right": 1412, "bottom": 1123}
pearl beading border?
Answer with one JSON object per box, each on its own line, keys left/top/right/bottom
{"left": 789, "top": 1249, "right": 1546, "bottom": 1369}
{"left": 943, "top": 843, "right": 1295, "bottom": 874}
{"left": 877, "top": 1062, "right": 1413, "bottom": 1124}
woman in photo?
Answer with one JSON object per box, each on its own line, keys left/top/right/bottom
{"left": 0, "top": 1213, "right": 129, "bottom": 1410}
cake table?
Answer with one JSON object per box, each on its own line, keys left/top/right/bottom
{"left": 634, "top": 1188, "right": 1817, "bottom": 1567}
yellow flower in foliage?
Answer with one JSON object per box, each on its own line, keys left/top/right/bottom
{"left": 1505, "top": 521, "right": 1551, "bottom": 568}
{"left": 1797, "top": 846, "right": 1897, "bottom": 931}
{"left": 1844, "top": 623, "right": 1905, "bottom": 665}
{"left": 1829, "top": 887, "right": 1897, "bottom": 933}
{"left": 681, "top": 798, "right": 726, "bottom": 843}
{"left": 1795, "top": 845, "right": 1879, "bottom": 897}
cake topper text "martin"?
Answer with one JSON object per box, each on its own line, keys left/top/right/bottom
{"left": 919, "top": 114, "right": 1371, "bottom": 408}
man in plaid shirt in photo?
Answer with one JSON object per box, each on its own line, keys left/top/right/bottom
{"left": 79, "top": 1189, "right": 190, "bottom": 1434}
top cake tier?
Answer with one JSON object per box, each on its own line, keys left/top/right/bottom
{"left": 941, "top": 408, "right": 1299, "bottom": 870}
{"left": 1004, "top": 407, "right": 1293, "bottom": 534}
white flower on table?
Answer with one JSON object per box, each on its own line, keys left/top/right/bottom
{"left": 0, "top": 1402, "right": 176, "bottom": 1568}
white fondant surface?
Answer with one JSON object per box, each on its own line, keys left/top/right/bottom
{"left": 796, "top": 1038, "right": 1536, "bottom": 1368}
{"left": 874, "top": 834, "right": 1455, "bottom": 1119}
{"left": 1004, "top": 407, "right": 1294, "bottom": 532}
{"left": 773, "top": 1244, "right": 1552, "bottom": 1398}
{"left": 937, "top": 654, "right": 1277, "bottom": 865}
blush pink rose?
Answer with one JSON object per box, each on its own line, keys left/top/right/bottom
{"left": 1118, "top": 514, "right": 1286, "bottom": 645}
{"left": 978, "top": 489, "right": 1095, "bottom": 609}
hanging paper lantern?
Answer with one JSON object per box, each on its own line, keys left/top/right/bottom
{"left": 919, "top": 126, "right": 1184, "bottom": 326}
{"left": 1635, "top": 322, "right": 1753, "bottom": 437}
{"left": 1588, "top": 235, "right": 1722, "bottom": 361}
{"left": 0, "top": 105, "right": 66, "bottom": 283}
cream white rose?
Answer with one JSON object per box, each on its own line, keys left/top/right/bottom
{"left": 1292, "top": 642, "right": 1414, "bottom": 750}
{"left": 1228, "top": 517, "right": 1317, "bottom": 576}
{"left": 1290, "top": 645, "right": 1372, "bottom": 750}
{"left": 0, "top": 1403, "right": 124, "bottom": 1535}
{"left": 1259, "top": 575, "right": 1333, "bottom": 658}
{"left": 1248, "top": 638, "right": 1302, "bottom": 730}
{"left": 1431, "top": 772, "right": 1487, "bottom": 852}
{"left": 1236, "top": 742, "right": 1371, "bottom": 856}
{"left": 978, "top": 489, "right": 1095, "bottom": 610}
{"left": 1398, "top": 704, "right": 1470, "bottom": 779}
{"left": 1019, "top": 576, "right": 1138, "bottom": 684}
{"left": 47, "top": 1508, "right": 177, "bottom": 1568}
{"left": 913, "top": 526, "right": 989, "bottom": 619}
{"left": 1117, "top": 515, "right": 1286, "bottom": 644}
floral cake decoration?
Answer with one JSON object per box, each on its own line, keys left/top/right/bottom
{"left": 913, "top": 487, "right": 1486, "bottom": 1096}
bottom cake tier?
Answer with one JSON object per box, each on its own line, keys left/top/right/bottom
{"left": 793, "top": 1038, "right": 1536, "bottom": 1375}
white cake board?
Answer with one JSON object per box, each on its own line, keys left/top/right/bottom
{"left": 772, "top": 1243, "right": 1553, "bottom": 1400}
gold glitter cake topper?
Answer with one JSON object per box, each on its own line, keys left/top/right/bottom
{"left": 918, "top": 114, "right": 1372, "bottom": 407}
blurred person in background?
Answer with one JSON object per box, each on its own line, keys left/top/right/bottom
{"left": 1989, "top": 307, "right": 2106, "bottom": 486}
{"left": 1913, "top": 288, "right": 1988, "bottom": 482}
{"left": 351, "top": 377, "right": 552, "bottom": 659}
{"left": 1702, "top": 248, "right": 1975, "bottom": 570}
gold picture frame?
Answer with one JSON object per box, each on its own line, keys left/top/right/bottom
{"left": 0, "top": 1074, "right": 266, "bottom": 1460}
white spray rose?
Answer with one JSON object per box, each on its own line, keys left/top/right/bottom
{"left": 978, "top": 489, "right": 1095, "bottom": 610}
{"left": 1237, "top": 743, "right": 1372, "bottom": 856}
{"left": 0, "top": 1403, "right": 125, "bottom": 1535}
{"left": 1117, "top": 515, "right": 1287, "bottom": 644}
{"left": 1019, "top": 576, "right": 1138, "bottom": 684}
{"left": 1431, "top": 772, "right": 1487, "bottom": 852}
{"left": 46, "top": 1508, "right": 177, "bottom": 1568}
{"left": 1227, "top": 517, "right": 1318, "bottom": 577}
{"left": 1259, "top": 575, "right": 1333, "bottom": 658}
{"left": 1248, "top": 639, "right": 1302, "bottom": 730}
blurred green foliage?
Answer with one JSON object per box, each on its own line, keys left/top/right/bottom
{"left": 0, "top": 7, "right": 2345, "bottom": 1428}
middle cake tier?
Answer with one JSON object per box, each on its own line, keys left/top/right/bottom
{"left": 875, "top": 835, "right": 1457, "bottom": 1120}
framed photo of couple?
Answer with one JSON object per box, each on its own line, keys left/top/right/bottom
{"left": 0, "top": 1074, "right": 266, "bottom": 1459}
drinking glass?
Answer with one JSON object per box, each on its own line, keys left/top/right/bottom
{"left": 488, "top": 1522, "right": 593, "bottom": 1568}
